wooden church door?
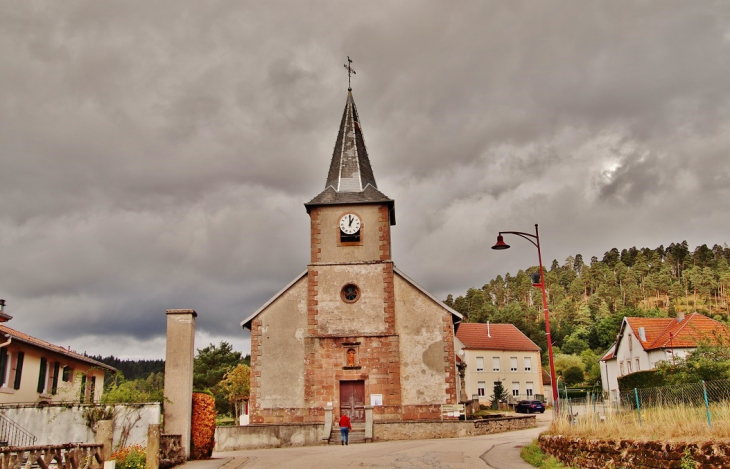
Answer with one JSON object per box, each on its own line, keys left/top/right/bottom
{"left": 339, "top": 380, "right": 365, "bottom": 422}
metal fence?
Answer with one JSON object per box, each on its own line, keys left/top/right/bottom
{"left": 614, "top": 379, "right": 730, "bottom": 428}
{"left": 619, "top": 379, "right": 730, "bottom": 409}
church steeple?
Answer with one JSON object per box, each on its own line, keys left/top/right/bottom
{"left": 325, "top": 91, "right": 377, "bottom": 193}
{"left": 305, "top": 91, "right": 395, "bottom": 225}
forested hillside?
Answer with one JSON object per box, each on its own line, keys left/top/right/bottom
{"left": 446, "top": 242, "right": 730, "bottom": 384}
{"left": 89, "top": 355, "right": 165, "bottom": 381}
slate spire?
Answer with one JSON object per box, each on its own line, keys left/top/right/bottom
{"left": 305, "top": 91, "right": 395, "bottom": 225}
{"left": 325, "top": 91, "right": 377, "bottom": 193}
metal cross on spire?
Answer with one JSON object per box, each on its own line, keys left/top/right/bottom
{"left": 343, "top": 56, "right": 356, "bottom": 91}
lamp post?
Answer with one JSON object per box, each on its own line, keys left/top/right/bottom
{"left": 492, "top": 224, "right": 559, "bottom": 414}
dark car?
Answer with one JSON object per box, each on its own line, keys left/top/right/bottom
{"left": 515, "top": 400, "right": 545, "bottom": 413}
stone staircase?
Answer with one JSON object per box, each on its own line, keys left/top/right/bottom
{"left": 328, "top": 423, "right": 366, "bottom": 445}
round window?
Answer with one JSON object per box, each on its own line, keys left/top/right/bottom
{"left": 341, "top": 284, "right": 360, "bottom": 303}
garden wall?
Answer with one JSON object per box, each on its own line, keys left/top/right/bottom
{"left": 0, "top": 403, "right": 161, "bottom": 447}
{"left": 214, "top": 415, "right": 535, "bottom": 451}
{"left": 215, "top": 423, "right": 324, "bottom": 451}
{"left": 539, "top": 434, "right": 730, "bottom": 468}
{"left": 373, "top": 415, "right": 535, "bottom": 442}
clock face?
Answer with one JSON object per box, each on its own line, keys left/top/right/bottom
{"left": 339, "top": 213, "right": 361, "bottom": 235}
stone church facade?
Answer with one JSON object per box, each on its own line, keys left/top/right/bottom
{"left": 241, "top": 91, "right": 462, "bottom": 424}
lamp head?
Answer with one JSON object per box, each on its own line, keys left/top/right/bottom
{"left": 491, "top": 234, "right": 510, "bottom": 250}
{"left": 530, "top": 272, "right": 542, "bottom": 285}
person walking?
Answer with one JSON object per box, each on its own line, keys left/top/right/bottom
{"left": 339, "top": 413, "right": 352, "bottom": 445}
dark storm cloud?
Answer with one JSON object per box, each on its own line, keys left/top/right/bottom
{"left": 1, "top": 1, "right": 729, "bottom": 358}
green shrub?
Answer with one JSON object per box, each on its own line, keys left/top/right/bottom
{"left": 617, "top": 369, "right": 668, "bottom": 390}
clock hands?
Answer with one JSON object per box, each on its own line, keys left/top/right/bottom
{"left": 348, "top": 215, "right": 353, "bottom": 227}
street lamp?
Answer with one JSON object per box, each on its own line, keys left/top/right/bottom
{"left": 492, "top": 224, "right": 559, "bottom": 414}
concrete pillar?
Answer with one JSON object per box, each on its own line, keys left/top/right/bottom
{"left": 95, "top": 420, "right": 114, "bottom": 461}
{"left": 457, "top": 363, "right": 467, "bottom": 403}
{"left": 322, "top": 405, "right": 333, "bottom": 441}
{"left": 163, "top": 309, "right": 197, "bottom": 459}
{"left": 364, "top": 406, "right": 373, "bottom": 443}
{"left": 146, "top": 424, "right": 160, "bottom": 469}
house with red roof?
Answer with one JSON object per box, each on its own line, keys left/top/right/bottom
{"left": 455, "top": 322, "right": 545, "bottom": 406}
{"left": 600, "top": 312, "right": 728, "bottom": 400}
{"left": 0, "top": 300, "right": 115, "bottom": 405}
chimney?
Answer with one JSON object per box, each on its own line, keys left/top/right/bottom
{"left": 638, "top": 327, "right": 646, "bottom": 342}
{"left": 487, "top": 321, "right": 492, "bottom": 338}
{"left": 677, "top": 311, "right": 685, "bottom": 322}
{"left": 0, "top": 299, "right": 5, "bottom": 313}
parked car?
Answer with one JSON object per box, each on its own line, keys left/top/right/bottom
{"left": 515, "top": 400, "right": 545, "bottom": 413}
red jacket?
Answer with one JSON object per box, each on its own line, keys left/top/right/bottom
{"left": 339, "top": 414, "right": 352, "bottom": 429}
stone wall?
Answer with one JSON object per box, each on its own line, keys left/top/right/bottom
{"left": 373, "top": 415, "right": 535, "bottom": 442}
{"left": 214, "top": 423, "right": 324, "bottom": 451}
{"left": 0, "top": 403, "right": 160, "bottom": 447}
{"left": 215, "top": 416, "right": 535, "bottom": 451}
{"left": 539, "top": 434, "right": 730, "bottom": 469}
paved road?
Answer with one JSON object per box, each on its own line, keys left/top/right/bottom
{"left": 200, "top": 413, "right": 552, "bottom": 469}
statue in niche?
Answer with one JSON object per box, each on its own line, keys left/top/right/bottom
{"left": 347, "top": 348, "right": 356, "bottom": 367}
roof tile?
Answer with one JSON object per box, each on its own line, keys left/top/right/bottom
{"left": 0, "top": 324, "right": 116, "bottom": 371}
{"left": 455, "top": 323, "right": 540, "bottom": 352}
{"left": 626, "top": 313, "right": 728, "bottom": 351}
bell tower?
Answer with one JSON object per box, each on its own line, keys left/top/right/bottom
{"left": 243, "top": 64, "right": 460, "bottom": 427}
{"left": 302, "top": 90, "right": 401, "bottom": 420}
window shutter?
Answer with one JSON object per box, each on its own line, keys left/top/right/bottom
{"left": 37, "top": 357, "right": 47, "bottom": 393}
{"left": 79, "top": 374, "right": 87, "bottom": 402}
{"left": 14, "top": 352, "right": 24, "bottom": 390}
{"left": 52, "top": 362, "right": 60, "bottom": 395}
{"left": 0, "top": 348, "right": 7, "bottom": 387}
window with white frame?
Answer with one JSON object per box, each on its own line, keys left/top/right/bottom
{"left": 620, "top": 361, "right": 624, "bottom": 375}
{"left": 636, "top": 358, "right": 640, "bottom": 371}
{"left": 492, "top": 357, "right": 500, "bottom": 371}
{"left": 512, "top": 382, "right": 520, "bottom": 397}
{"left": 510, "top": 357, "right": 518, "bottom": 371}
{"left": 526, "top": 381, "right": 534, "bottom": 397}
{"left": 477, "top": 381, "right": 486, "bottom": 397}
{"left": 627, "top": 361, "right": 632, "bottom": 373}
{"left": 524, "top": 356, "right": 532, "bottom": 371}
{"left": 476, "top": 357, "right": 484, "bottom": 372}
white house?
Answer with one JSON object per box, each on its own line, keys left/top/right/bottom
{"left": 600, "top": 312, "right": 728, "bottom": 401}
{"left": 455, "top": 323, "right": 544, "bottom": 405}
{"left": 0, "top": 301, "right": 116, "bottom": 404}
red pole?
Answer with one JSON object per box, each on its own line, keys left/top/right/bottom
{"left": 535, "top": 224, "right": 559, "bottom": 414}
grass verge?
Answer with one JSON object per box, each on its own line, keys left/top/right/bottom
{"left": 547, "top": 401, "right": 730, "bottom": 441}
{"left": 520, "top": 441, "right": 571, "bottom": 468}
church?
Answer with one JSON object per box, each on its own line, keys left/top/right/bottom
{"left": 241, "top": 88, "right": 462, "bottom": 425}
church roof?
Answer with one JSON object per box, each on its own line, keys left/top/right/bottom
{"left": 305, "top": 91, "right": 395, "bottom": 225}
{"left": 240, "top": 267, "right": 462, "bottom": 330}
{"left": 240, "top": 270, "right": 308, "bottom": 330}
{"left": 393, "top": 267, "right": 463, "bottom": 324}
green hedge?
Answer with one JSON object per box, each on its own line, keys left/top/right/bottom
{"left": 617, "top": 369, "right": 668, "bottom": 390}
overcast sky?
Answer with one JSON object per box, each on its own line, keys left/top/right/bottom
{"left": 1, "top": 1, "right": 729, "bottom": 360}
